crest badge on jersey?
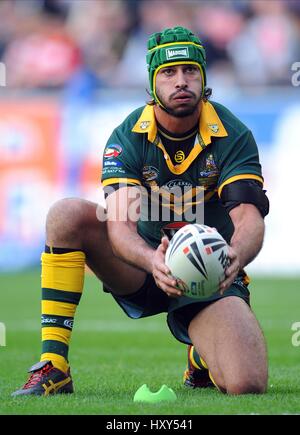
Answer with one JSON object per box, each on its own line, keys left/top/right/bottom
{"left": 198, "top": 154, "right": 219, "bottom": 187}
{"left": 140, "top": 121, "right": 150, "bottom": 130}
{"left": 142, "top": 165, "right": 159, "bottom": 181}
{"left": 208, "top": 123, "right": 219, "bottom": 133}
{"left": 104, "top": 144, "right": 123, "bottom": 159}
{"left": 142, "top": 165, "right": 159, "bottom": 191}
{"left": 199, "top": 154, "right": 219, "bottom": 178}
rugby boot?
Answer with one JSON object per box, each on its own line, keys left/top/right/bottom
{"left": 12, "top": 360, "right": 74, "bottom": 396}
{"left": 183, "top": 345, "right": 214, "bottom": 389}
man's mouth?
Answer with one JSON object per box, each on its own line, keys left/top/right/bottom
{"left": 172, "top": 92, "right": 194, "bottom": 102}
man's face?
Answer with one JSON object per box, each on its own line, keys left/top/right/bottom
{"left": 155, "top": 64, "right": 203, "bottom": 117}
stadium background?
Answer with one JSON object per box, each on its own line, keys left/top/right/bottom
{"left": 0, "top": 0, "right": 300, "bottom": 415}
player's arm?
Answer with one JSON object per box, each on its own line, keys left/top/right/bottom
{"left": 105, "top": 186, "right": 181, "bottom": 297}
{"left": 106, "top": 186, "right": 153, "bottom": 272}
{"left": 220, "top": 203, "right": 265, "bottom": 292}
{"left": 216, "top": 128, "right": 270, "bottom": 292}
{"left": 219, "top": 177, "right": 269, "bottom": 291}
{"left": 230, "top": 203, "right": 265, "bottom": 269}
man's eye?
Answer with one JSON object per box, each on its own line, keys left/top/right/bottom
{"left": 163, "top": 69, "right": 174, "bottom": 75}
{"left": 186, "top": 66, "right": 197, "bottom": 73}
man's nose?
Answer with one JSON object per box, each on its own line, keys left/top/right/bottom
{"left": 175, "top": 70, "right": 188, "bottom": 88}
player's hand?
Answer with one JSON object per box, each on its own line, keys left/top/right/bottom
{"left": 219, "top": 246, "right": 240, "bottom": 294}
{"left": 152, "top": 236, "right": 183, "bottom": 298}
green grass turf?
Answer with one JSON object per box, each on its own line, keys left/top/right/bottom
{"left": 0, "top": 270, "right": 300, "bottom": 415}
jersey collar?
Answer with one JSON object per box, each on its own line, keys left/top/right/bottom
{"left": 132, "top": 101, "right": 228, "bottom": 144}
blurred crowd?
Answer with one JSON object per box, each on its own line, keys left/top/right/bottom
{"left": 1, "top": 0, "right": 300, "bottom": 94}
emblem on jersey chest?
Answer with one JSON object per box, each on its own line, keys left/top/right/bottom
{"left": 142, "top": 165, "right": 159, "bottom": 181}
{"left": 142, "top": 165, "right": 159, "bottom": 190}
{"left": 174, "top": 150, "right": 185, "bottom": 163}
{"left": 198, "top": 153, "right": 219, "bottom": 186}
{"left": 208, "top": 123, "right": 219, "bottom": 133}
{"left": 140, "top": 121, "right": 150, "bottom": 130}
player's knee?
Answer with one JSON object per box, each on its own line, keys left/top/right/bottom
{"left": 225, "top": 377, "right": 267, "bottom": 395}
{"left": 46, "top": 198, "right": 89, "bottom": 243}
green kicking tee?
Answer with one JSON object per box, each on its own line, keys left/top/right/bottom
{"left": 101, "top": 100, "right": 263, "bottom": 248}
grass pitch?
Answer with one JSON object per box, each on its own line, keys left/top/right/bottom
{"left": 0, "top": 270, "right": 299, "bottom": 415}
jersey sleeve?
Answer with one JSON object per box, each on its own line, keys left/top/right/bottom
{"left": 216, "top": 129, "right": 264, "bottom": 197}
{"left": 101, "top": 128, "right": 142, "bottom": 192}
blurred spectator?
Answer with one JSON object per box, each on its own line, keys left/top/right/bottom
{"left": 3, "top": 1, "right": 81, "bottom": 88}
{"left": 287, "top": 0, "right": 300, "bottom": 63}
{"left": 192, "top": 2, "right": 246, "bottom": 88}
{"left": 0, "top": 0, "right": 22, "bottom": 59}
{"left": 0, "top": 0, "right": 299, "bottom": 91}
{"left": 227, "top": 0, "right": 299, "bottom": 86}
{"left": 111, "top": 0, "right": 195, "bottom": 89}
{"left": 193, "top": 5, "right": 245, "bottom": 63}
{"left": 67, "top": 0, "right": 132, "bottom": 88}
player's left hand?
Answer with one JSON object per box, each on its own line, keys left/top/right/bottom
{"left": 219, "top": 246, "right": 240, "bottom": 294}
{"left": 152, "top": 236, "right": 183, "bottom": 298}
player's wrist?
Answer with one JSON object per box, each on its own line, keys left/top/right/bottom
{"left": 143, "top": 248, "right": 156, "bottom": 274}
{"left": 228, "top": 244, "right": 243, "bottom": 270}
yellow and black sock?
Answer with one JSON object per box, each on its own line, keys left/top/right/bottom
{"left": 189, "top": 345, "right": 208, "bottom": 370}
{"left": 40, "top": 246, "right": 86, "bottom": 374}
{"left": 190, "top": 345, "right": 221, "bottom": 391}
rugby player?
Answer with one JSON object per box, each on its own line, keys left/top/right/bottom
{"left": 12, "top": 26, "right": 269, "bottom": 396}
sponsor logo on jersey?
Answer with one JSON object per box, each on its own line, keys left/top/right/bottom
{"left": 142, "top": 176, "right": 212, "bottom": 216}
{"left": 150, "top": 179, "right": 207, "bottom": 216}
{"left": 165, "top": 179, "right": 192, "bottom": 190}
{"left": 102, "top": 167, "right": 126, "bottom": 175}
{"left": 161, "top": 179, "right": 194, "bottom": 208}
{"left": 174, "top": 150, "right": 185, "bottom": 163}
{"left": 166, "top": 47, "right": 189, "bottom": 60}
{"left": 103, "top": 160, "right": 123, "bottom": 167}
{"left": 104, "top": 144, "right": 123, "bottom": 159}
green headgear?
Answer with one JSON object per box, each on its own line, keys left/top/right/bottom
{"left": 146, "top": 26, "right": 207, "bottom": 107}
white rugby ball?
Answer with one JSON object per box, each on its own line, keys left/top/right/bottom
{"left": 165, "top": 224, "right": 229, "bottom": 300}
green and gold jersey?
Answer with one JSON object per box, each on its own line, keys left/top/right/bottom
{"left": 101, "top": 100, "right": 263, "bottom": 248}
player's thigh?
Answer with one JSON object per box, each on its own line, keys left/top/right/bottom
{"left": 84, "top": 202, "right": 147, "bottom": 295}
{"left": 188, "top": 296, "right": 268, "bottom": 393}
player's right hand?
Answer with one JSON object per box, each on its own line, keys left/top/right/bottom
{"left": 151, "top": 236, "right": 183, "bottom": 298}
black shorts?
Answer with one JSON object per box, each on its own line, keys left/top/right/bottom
{"left": 107, "top": 274, "right": 250, "bottom": 345}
